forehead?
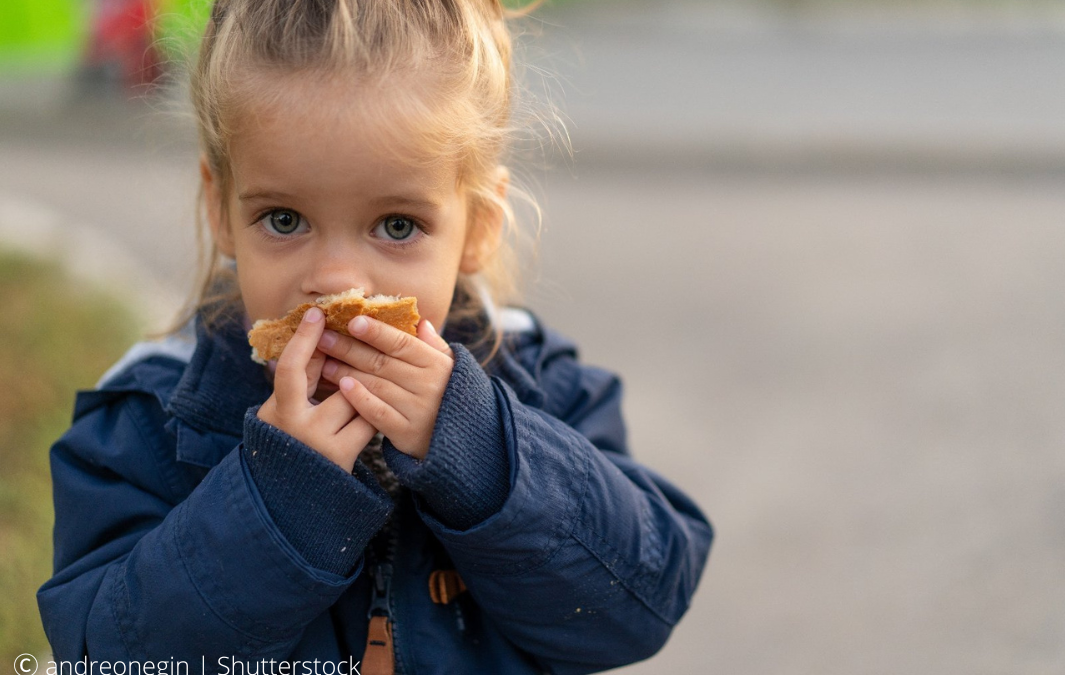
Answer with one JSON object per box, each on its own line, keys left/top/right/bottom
{"left": 225, "top": 71, "right": 461, "bottom": 194}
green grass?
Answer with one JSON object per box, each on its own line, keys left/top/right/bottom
{"left": 0, "top": 251, "right": 140, "bottom": 665}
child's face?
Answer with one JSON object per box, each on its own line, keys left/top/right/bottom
{"left": 202, "top": 77, "right": 493, "bottom": 333}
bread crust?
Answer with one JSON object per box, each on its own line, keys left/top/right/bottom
{"left": 247, "top": 289, "right": 420, "bottom": 363}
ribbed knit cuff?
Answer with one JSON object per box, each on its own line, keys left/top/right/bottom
{"left": 384, "top": 344, "right": 510, "bottom": 531}
{"left": 243, "top": 408, "right": 393, "bottom": 576}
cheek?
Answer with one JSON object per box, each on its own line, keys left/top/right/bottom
{"left": 400, "top": 272, "right": 453, "bottom": 329}
{"left": 419, "top": 296, "right": 454, "bottom": 331}
{"left": 233, "top": 268, "right": 267, "bottom": 319}
{"left": 413, "top": 243, "right": 466, "bottom": 327}
{"left": 233, "top": 251, "right": 288, "bottom": 319}
{"left": 392, "top": 277, "right": 454, "bottom": 332}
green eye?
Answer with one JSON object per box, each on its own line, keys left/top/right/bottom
{"left": 382, "top": 216, "right": 416, "bottom": 240}
{"left": 267, "top": 210, "right": 300, "bottom": 235}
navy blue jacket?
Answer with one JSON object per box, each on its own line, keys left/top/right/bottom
{"left": 38, "top": 309, "right": 712, "bottom": 674}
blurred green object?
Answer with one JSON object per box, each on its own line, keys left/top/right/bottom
{"left": 0, "top": 0, "right": 87, "bottom": 72}
{"left": 0, "top": 250, "right": 140, "bottom": 663}
{"left": 0, "top": 0, "right": 209, "bottom": 74}
{"left": 155, "top": 0, "right": 212, "bottom": 61}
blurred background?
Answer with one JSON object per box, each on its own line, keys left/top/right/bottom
{"left": 3, "top": 0, "right": 1065, "bottom": 673}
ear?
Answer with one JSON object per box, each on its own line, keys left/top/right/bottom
{"left": 200, "top": 155, "right": 235, "bottom": 258}
{"left": 460, "top": 166, "right": 509, "bottom": 275}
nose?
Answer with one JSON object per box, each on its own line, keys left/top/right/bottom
{"left": 301, "top": 236, "right": 372, "bottom": 298}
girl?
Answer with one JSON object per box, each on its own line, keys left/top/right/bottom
{"left": 37, "top": 1, "right": 712, "bottom": 673}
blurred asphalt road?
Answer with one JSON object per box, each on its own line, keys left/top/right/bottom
{"left": 3, "top": 1, "right": 1065, "bottom": 672}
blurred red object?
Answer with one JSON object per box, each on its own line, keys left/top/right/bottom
{"left": 83, "top": 0, "right": 163, "bottom": 90}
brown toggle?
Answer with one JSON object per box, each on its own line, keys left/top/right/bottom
{"left": 428, "top": 569, "right": 468, "bottom": 604}
{"left": 362, "top": 615, "right": 394, "bottom": 675}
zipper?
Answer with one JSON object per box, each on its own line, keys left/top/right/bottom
{"left": 358, "top": 438, "right": 406, "bottom": 675}
{"left": 363, "top": 502, "right": 404, "bottom": 675}
{"left": 362, "top": 561, "right": 395, "bottom": 675}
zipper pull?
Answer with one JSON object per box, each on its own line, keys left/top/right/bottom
{"left": 362, "top": 615, "right": 394, "bottom": 675}
{"left": 367, "top": 563, "right": 393, "bottom": 618}
{"left": 363, "top": 564, "right": 395, "bottom": 675}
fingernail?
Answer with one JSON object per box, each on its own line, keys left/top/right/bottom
{"left": 424, "top": 320, "right": 437, "bottom": 335}
{"left": 323, "top": 360, "right": 337, "bottom": 377}
{"left": 304, "top": 307, "right": 323, "bottom": 323}
{"left": 339, "top": 376, "right": 355, "bottom": 391}
{"left": 319, "top": 330, "right": 337, "bottom": 348}
{"left": 350, "top": 315, "right": 369, "bottom": 335}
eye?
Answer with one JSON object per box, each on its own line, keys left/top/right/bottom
{"left": 259, "top": 209, "right": 306, "bottom": 236}
{"left": 374, "top": 215, "right": 420, "bottom": 242}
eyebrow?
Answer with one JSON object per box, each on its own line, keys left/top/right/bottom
{"left": 369, "top": 195, "right": 442, "bottom": 211}
{"left": 237, "top": 190, "right": 295, "bottom": 202}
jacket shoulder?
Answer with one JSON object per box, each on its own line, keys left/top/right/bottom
{"left": 56, "top": 336, "right": 198, "bottom": 510}
{"left": 492, "top": 309, "right": 628, "bottom": 454}
{"left": 75, "top": 331, "right": 196, "bottom": 418}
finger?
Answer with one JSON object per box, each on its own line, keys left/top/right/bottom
{"left": 314, "top": 388, "right": 359, "bottom": 434}
{"left": 274, "top": 307, "right": 325, "bottom": 406}
{"left": 339, "top": 375, "right": 409, "bottom": 434}
{"left": 417, "top": 319, "right": 453, "bottom": 357}
{"left": 349, "top": 315, "right": 434, "bottom": 368}
{"left": 319, "top": 328, "right": 418, "bottom": 380}
{"left": 336, "top": 415, "right": 378, "bottom": 456}
{"left": 321, "top": 358, "right": 417, "bottom": 402}
{"left": 306, "top": 348, "right": 326, "bottom": 399}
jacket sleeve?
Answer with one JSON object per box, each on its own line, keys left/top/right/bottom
{"left": 386, "top": 332, "right": 713, "bottom": 674}
{"left": 37, "top": 386, "right": 391, "bottom": 663}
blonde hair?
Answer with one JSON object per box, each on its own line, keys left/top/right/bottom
{"left": 181, "top": 0, "right": 540, "bottom": 356}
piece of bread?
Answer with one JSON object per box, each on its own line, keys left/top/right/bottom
{"left": 247, "top": 288, "right": 420, "bottom": 363}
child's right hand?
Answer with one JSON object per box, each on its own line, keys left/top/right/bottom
{"left": 257, "top": 307, "right": 377, "bottom": 473}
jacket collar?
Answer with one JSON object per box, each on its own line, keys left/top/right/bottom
{"left": 443, "top": 311, "right": 547, "bottom": 410}
{"left": 166, "top": 313, "right": 273, "bottom": 444}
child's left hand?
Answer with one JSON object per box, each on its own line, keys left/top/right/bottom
{"left": 316, "top": 315, "right": 453, "bottom": 460}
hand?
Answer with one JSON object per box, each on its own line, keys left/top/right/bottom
{"left": 316, "top": 315, "right": 454, "bottom": 460}
{"left": 257, "top": 307, "right": 378, "bottom": 473}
